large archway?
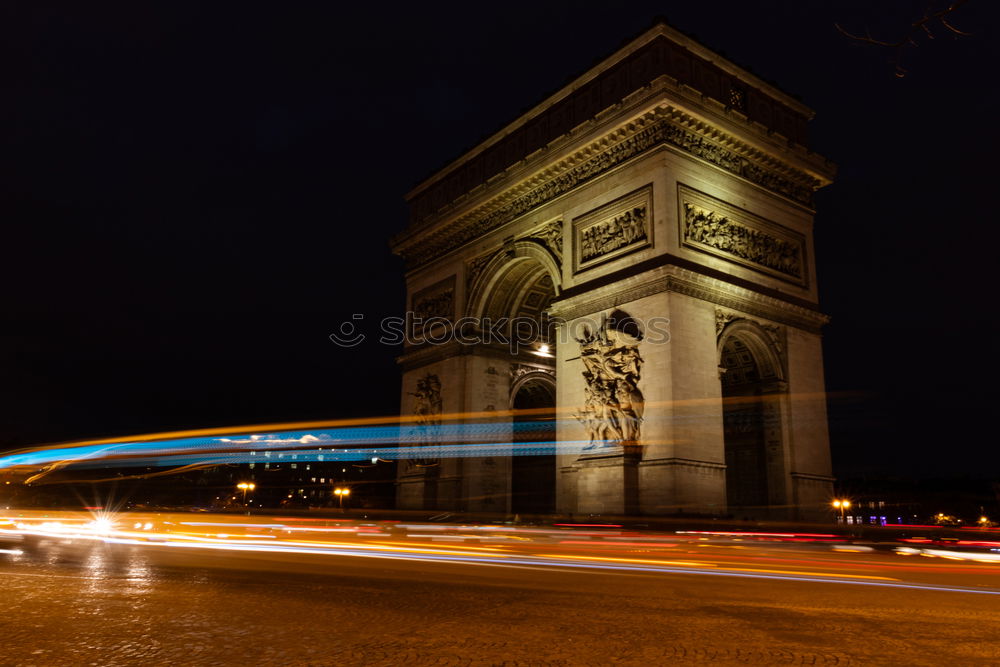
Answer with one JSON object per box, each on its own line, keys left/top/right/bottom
{"left": 510, "top": 375, "right": 556, "bottom": 514}
{"left": 469, "top": 247, "right": 559, "bottom": 338}
{"left": 718, "top": 322, "right": 787, "bottom": 514}
{"left": 472, "top": 251, "right": 559, "bottom": 515}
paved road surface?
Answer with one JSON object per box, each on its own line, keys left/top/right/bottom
{"left": 1, "top": 512, "right": 998, "bottom": 666}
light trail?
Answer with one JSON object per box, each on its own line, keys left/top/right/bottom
{"left": 0, "top": 395, "right": 843, "bottom": 480}
{"left": 0, "top": 421, "right": 563, "bottom": 470}
{"left": 0, "top": 425, "right": 604, "bottom": 485}
{"left": 3, "top": 512, "right": 999, "bottom": 597}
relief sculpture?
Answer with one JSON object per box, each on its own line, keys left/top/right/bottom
{"left": 404, "top": 111, "right": 816, "bottom": 269}
{"left": 466, "top": 253, "right": 493, "bottom": 290}
{"left": 407, "top": 373, "right": 442, "bottom": 467}
{"left": 683, "top": 202, "right": 802, "bottom": 280}
{"left": 413, "top": 290, "right": 453, "bottom": 321}
{"left": 527, "top": 220, "right": 564, "bottom": 258}
{"left": 412, "top": 277, "right": 455, "bottom": 321}
{"left": 580, "top": 205, "right": 648, "bottom": 263}
{"left": 574, "top": 314, "right": 644, "bottom": 451}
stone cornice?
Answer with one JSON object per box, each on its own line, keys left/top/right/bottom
{"left": 393, "top": 103, "right": 829, "bottom": 272}
{"left": 638, "top": 457, "right": 727, "bottom": 470}
{"left": 548, "top": 262, "right": 830, "bottom": 333}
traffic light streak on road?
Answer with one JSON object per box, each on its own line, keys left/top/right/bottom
{"left": 3, "top": 512, "right": 1000, "bottom": 597}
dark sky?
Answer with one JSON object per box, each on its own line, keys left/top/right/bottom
{"left": 1, "top": 2, "right": 997, "bottom": 479}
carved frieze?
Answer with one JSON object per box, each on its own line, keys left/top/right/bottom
{"left": 574, "top": 186, "right": 652, "bottom": 273}
{"left": 510, "top": 363, "right": 555, "bottom": 384}
{"left": 398, "top": 108, "right": 817, "bottom": 270}
{"left": 411, "top": 276, "right": 455, "bottom": 321}
{"left": 466, "top": 252, "right": 494, "bottom": 291}
{"left": 574, "top": 312, "right": 644, "bottom": 452}
{"left": 411, "top": 373, "right": 443, "bottom": 417}
{"left": 715, "top": 309, "right": 738, "bottom": 336}
{"left": 407, "top": 373, "right": 443, "bottom": 468}
{"left": 523, "top": 219, "right": 563, "bottom": 259}
{"left": 680, "top": 186, "right": 806, "bottom": 286}
{"left": 581, "top": 207, "right": 647, "bottom": 262}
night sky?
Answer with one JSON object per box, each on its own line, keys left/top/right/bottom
{"left": 2, "top": 2, "right": 997, "bottom": 479}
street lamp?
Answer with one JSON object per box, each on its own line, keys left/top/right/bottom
{"left": 236, "top": 482, "right": 256, "bottom": 506}
{"left": 334, "top": 487, "right": 350, "bottom": 511}
{"left": 832, "top": 499, "right": 851, "bottom": 523}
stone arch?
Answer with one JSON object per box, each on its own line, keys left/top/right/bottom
{"left": 509, "top": 370, "right": 556, "bottom": 409}
{"left": 463, "top": 247, "right": 559, "bottom": 516}
{"left": 509, "top": 374, "right": 557, "bottom": 514}
{"left": 466, "top": 240, "right": 561, "bottom": 321}
{"left": 716, "top": 319, "right": 785, "bottom": 386}
{"left": 717, "top": 318, "right": 788, "bottom": 514}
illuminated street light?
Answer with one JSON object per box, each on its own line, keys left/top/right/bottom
{"left": 334, "top": 486, "right": 350, "bottom": 511}
{"left": 832, "top": 499, "right": 851, "bottom": 523}
{"left": 236, "top": 482, "right": 256, "bottom": 505}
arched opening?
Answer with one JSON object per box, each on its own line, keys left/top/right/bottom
{"left": 478, "top": 258, "right": 557, "bottom": 350}
{"left": 471, "top": 253, "right": 559, "bottom": 515}
{"left": 510, "top": 376, "right": 556, "bottom": 515}
{"left": 720, "top": 337, "right": 769, "bottom": 509}
{"left": 467, "top": 243, "right": 560, "bottom": 352}
{"left": 718, "top": 318, "right": 788, "bottom": 516}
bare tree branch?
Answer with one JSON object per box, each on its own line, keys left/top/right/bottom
{"left": 940, "top": 16, "right": 972, "bottom": 36}
{"left": 835, "top": 0, "right": 972, "bottom": 77}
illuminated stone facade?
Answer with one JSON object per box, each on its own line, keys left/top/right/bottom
{"left": 391, "top": 22, "right": 836, "bottom": 519}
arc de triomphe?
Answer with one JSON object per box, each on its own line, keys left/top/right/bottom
{"left": 390, "top": 22, "right": 836, "bottom": 519}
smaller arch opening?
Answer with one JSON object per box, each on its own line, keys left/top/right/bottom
{"left": 718, "top": 325, "right": 787, "bottom": 516}
{"left": 721, "top": 335, "right": 768, "bottom": 509}
{"left": 510, "top": 376, "right": 556, "bottom": 515}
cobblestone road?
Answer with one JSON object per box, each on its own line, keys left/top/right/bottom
{"left": 1, "top": 540, "right": 998, "bottom": 666}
